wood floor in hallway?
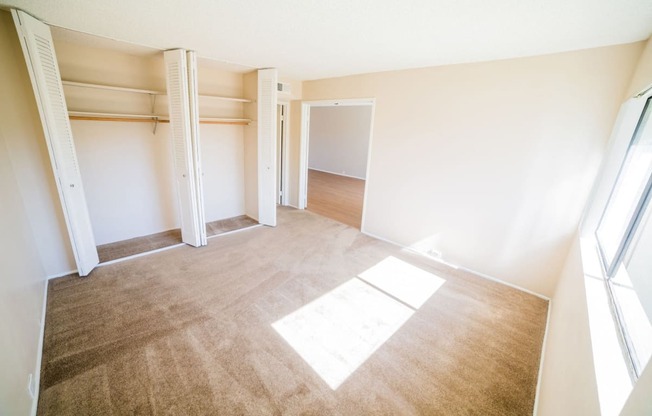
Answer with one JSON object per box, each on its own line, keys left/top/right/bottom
{"left": 307, "top": 169, "right": 365, "bottom": 229}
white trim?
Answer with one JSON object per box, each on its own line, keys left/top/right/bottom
{"left": 362, "top": 229, "right": 550, "bottom": 300}
{"left": 298, "top": 98, "right": 376, "bottom": 214}
{"left": 277, "top": 102, "right": 290, "bottom": 206}
{"left": 31, "top": 279, "right": 49, "bottom": 416}
{"left": 360, "top": 102, "right": 376, "bottom": 233}
{"left": 455, "top": 264, "right": 550, "bottom": 301}
{"left": 302, "top": 98, "right": 375, "bottom": 107}
{"left": 46, "top": 269, "right": 78, "bottom": 280}
{"left": 298, "top": 103, "right": 310, "bottom": 209}
{"left": 580, "top": 90, "right": 652, "bottom": 237}
{"left": 307, "top": 167, "right": 366, "bottom": 181}
{"left": 533, "top": 300, "right": 553, "bottom": 416}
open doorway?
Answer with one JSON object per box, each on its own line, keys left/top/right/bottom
{"left": 299, "top": 99, "right": 374, "bottom": 229}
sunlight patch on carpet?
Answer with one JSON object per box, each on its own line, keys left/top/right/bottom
{"left": 359, "top": 256, "right": 446, "bottom": 309}
{"left": 272, "top": 256, "right": 445, "bottom": 389}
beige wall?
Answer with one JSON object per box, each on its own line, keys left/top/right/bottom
{"left": 535, "top": 238, "right": 601, "bottom": 415}
{"left": 193, "top": 63, "right": 247, "bottom": 223}
{"left": 0, "top": 10, "right": 50, "bottom": 414}
{"left": 625, "top": 37, "right": 652, "bottom": 98}
{"left": 301, "top": 42, "right": 644, "bottom": 297}
{"left": 308, "top": 105, "right": 372, "bottom": 179}
{"left": 537, "top": 36, "right": 652, "bottom": 416}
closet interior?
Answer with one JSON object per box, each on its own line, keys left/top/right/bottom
{"left": 50, "top": 27, "right": 264, "bottom": 264}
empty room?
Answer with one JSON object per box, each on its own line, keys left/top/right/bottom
{"left": 1, "top": 1, "right": 651, "bottom": 415}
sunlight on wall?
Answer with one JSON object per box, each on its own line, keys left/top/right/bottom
{"left": 272, "top": 256, "right": 445, "bottom": 389}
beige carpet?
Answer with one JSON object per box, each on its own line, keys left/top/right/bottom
{"left": 97, "top": 215, "right": 257, "bottom": 263}
{"left": 40, "top": 207, "right": 548, "bottom": 415}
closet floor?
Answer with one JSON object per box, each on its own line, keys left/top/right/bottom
{"left": 206, "top": 215, "right": 258, "bottom": 238}
{"left": 97, "top": 229, "right": 182, "bottom": 263}
{"left": 97, "top": 215, "right": 258, "bottom": 263}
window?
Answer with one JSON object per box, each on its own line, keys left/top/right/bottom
{"left": 595, "top": 96, "right": 652, "bottom": 377}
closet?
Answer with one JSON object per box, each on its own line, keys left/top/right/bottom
{"left": 12, "top": 10, "right": 277, "bottom": 275}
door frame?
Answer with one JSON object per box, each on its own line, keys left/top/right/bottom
{"left": 298, "top": 98, "right": 376, "bottom": 231}
{"left": 277, "top": 101, "right": 290, "bottom": 206}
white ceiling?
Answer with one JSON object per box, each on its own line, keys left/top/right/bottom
{"left": 3, "top": 0, "right": 652, "bottom": 80}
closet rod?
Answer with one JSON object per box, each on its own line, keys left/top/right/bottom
{"left": 68, "top": 112, "right": 251, "bottom": 125}
{"left": 69, "top": 116, "right": 169, "bottom": 123}
{"left": 68, "top": 111, "right": 166, "bottom": 119}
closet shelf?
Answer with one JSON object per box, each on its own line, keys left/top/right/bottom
{"left": 200, "top": 117, "right": 252, "bottom": 125}
{"left": 68, "top": 111, "right": 251, "bottom": 125}
{"left": 198, "top": 94, "right": 252, "bottom": 103}
{"left": 62, "top": 80, "right": 252, "bottom": 102}
{"left": 62, "top": 80, "right": 162, "bottom": 95}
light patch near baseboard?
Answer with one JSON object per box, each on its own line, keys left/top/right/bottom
{"left": 272, "top": 256, "right": 445, "bottom": 389}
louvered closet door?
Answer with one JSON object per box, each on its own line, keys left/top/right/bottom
{"left": 164, "top": 49, "right": 203, "bottom": 247}
{"left": 186, "top": 51, "right": 207, "bottom": 245}
{"left": 257, "top": 68, "right": 278, "bottom": 226}
{"left": 12, "top": 10, "right": 99, "bottom": 276}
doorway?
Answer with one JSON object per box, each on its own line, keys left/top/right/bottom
{"left": 299, "top": 99, "right": 375, "bottom": 230}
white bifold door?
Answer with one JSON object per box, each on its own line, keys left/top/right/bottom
{"left": 12, "top": 10, "right": 99, "bottom": 276}
{"left": 257, "top": 68, "right": 278, "bottom": 226}
{"left": 164, "top": 49, "right": 207, "bottom": 246}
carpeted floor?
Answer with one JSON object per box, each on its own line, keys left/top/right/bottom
{"left": 39, "top": 207, "right": 548, "bottom": 415}
{"left": 96, "top": 215, "right": 258, "bottom": 263}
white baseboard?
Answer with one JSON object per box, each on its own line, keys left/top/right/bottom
{"left": 47, "top": 269, "right": 77, "bottom": 280}
{"left": 361, "top": 230, "right": 550, "bottom": 301}
{"left": 31, "top": 279, "right": 49, "bottom": 416}
{"left": 308, "top": 167, "right": 366, "bottom": 180}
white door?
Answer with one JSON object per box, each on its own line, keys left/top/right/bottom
{"left": 164, "top": 49, "right": 205, "bottom": 247}
{"left": 12, "top": 10, "right": 99, "bottom": 276}
{"left": 186, "top": 51, "right": 207, "bottom": 246}
{"left": 257, "top": 69, "right": 278, "bottom": 225}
